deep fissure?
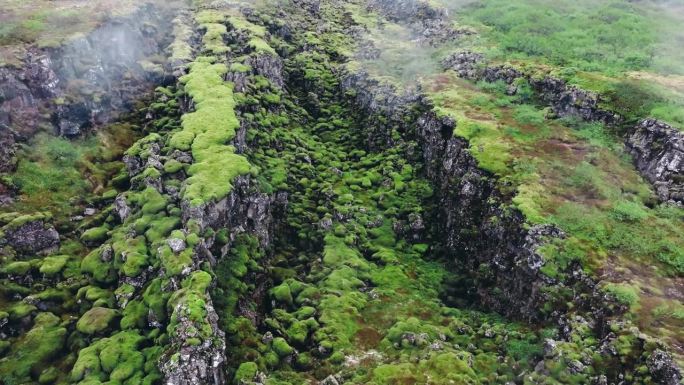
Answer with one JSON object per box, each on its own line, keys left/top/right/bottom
{"left": 1, "top": 0, "right": 682, "bottom": 384}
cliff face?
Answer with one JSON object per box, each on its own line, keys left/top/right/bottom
{"left": 0, "top": 4, "right": 173, "bottom": 172}
{"left": 626, "top": 119, "right": 684, "bottom": 203}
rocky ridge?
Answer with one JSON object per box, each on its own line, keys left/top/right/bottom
{"left": 442, "top": 51, "right": 684, "bottom": 205}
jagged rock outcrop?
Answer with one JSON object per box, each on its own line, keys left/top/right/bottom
{"left": 441, "top": 51, "right": 483, "bottom": 79}
{"left": 447, "top": 59, "right": 622, "bottom": 125}
{"left": 160, "top": 296, "right": 227, "bottom": 385}
{"left": 528, "top": 75, "right": 621, "bottom": 125}
{"left": 648, "top": 349, "right": 683, "bottom": 385}
{"left": 0, "top": 129, "right": 15, "bottom": 174}
{"left": 626, "top": 119, "right": 684, "bottom": 204}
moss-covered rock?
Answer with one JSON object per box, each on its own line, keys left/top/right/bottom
{"left": 38, "top": 255, "right": 70, "bottom": 277}
{"left": 271, "top": 337, "right": 293, "bottom": 357}
{"left": 76, "top": 307, "right": 119, "bottom": 335}
{"left": 234, "top": 361, "right": 258, "bottom": 383}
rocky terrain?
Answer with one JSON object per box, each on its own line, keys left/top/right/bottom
{"left": 0, "top": 0, "right": 682, "bottom": 384}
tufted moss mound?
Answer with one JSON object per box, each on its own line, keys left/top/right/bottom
{"left": 76, "top": 307, "right": 119, "bottom": 335}
{"left": 70, "top": 331, "right": 160, "bottom": 385}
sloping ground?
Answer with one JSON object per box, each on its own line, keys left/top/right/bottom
{"left": 0, "top": 0, "right": 682, "bottom": 384}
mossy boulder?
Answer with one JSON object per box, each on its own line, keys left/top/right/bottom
{"left": 77, "top": 307, "right": 119, "bottom": 335}
{"left": 80, "top": 226, "right": 110, "bottom": 245}
{"left": 234, "top": 361, "right": 258, "bottom": 383}
{"left": 2, "top": 261, "right": 32, "bottom": 275}
{"left": 271, "top": 282, "right": 293, "bottom": 306}
{"left": 39, "top": 255, "right": 70, "bottom": 277}
{"left": 272, "top": 337, "right": 293, "bottom": 357}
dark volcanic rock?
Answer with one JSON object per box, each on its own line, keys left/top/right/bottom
{"left": 648, "top": 349, "right": 683, "bottom": 385}
{"left": 161, "top": 297, "right": 227, "bottom": 385}
{"left": 528, "top": 76, "right": 620, "bottom": 125}
{"left": 0, "top": 128, "right": 15, "bottom": 173}
{"left": 626, "top": 119, "right": 684, "bottom": 204}
{"left": 247, "top": 54, "right": 285, "bottom": 89}
{"left": 0, "top": 218, "right": 60, "bottom": 256}
{"left": 471, "top": 63, "right": 621, "bottom": 125}
{"left": 367, "top": 0, "right": 461, "bottom": 43}
{"left": 441, "top": 51, "right": 484, "bottom": 79}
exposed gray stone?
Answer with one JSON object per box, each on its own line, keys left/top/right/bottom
{"left": 626, "top": 119, "right": 684, "bottom": 203}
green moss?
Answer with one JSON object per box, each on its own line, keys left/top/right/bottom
{"left": 271, "top": 282, "right": 293, "bottom": 306}
{"left": 77, "top": 307, "right": 118, "bottom": 335}
{"left": 38, "top": 255, "right": 70, "bottom": 276}
{"left": 167, "top": 271, "right": 215, "bottom": 344}
{"left": 7, "top": 302, "right": 37, "bottom": 320}
{"left": 248, "top": 38, "right": 276, "bottom": 55}
{"left": 120, "top": 300, "right": 147, "bottom": 330}
{"left": 286, "top": 320, "right": 310, "bottom": 345}
{"left": 70, "top": 331, "right": 149, "bottom": 384}
{"left": 230, "top": 62, "right": 252, "bottom": 73}
{"left": 80, "top": 225, "right": 110, "bottom": 244}
{"left": 164, "top": 159, "right": 184, "bottom": 174}
{"left": 0, "top": 312, "right": 67, "bottom": 385}
{"left": 173, "top": 60, "right": 251, "bottom": 206}
{"left": 159, "top": 244, "right": 194, "bottom": 277}
{"left": 271, "top": 337, "right": 293, "bottom": 357}
{"left": 2, "top": 261, "right": 32, "bottom": 275}
{"left": 234, "top": 361, "right": 258, "bottom": 383}
{"left": 136, "top": 187, "right": 168, "bottom": 215}
{"left": 604, "top": 283, "right": 640, "bottom": 309}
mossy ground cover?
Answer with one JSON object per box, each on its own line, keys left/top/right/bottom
{"left": 2, "top": 0, "right": 683, "bottom": 383}
{"left": 2, "top": 123, "right": 138, "bottom": 222}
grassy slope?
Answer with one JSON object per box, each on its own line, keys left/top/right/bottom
{"left": 443, "top": 0, "right": 684, "bottom": 128}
